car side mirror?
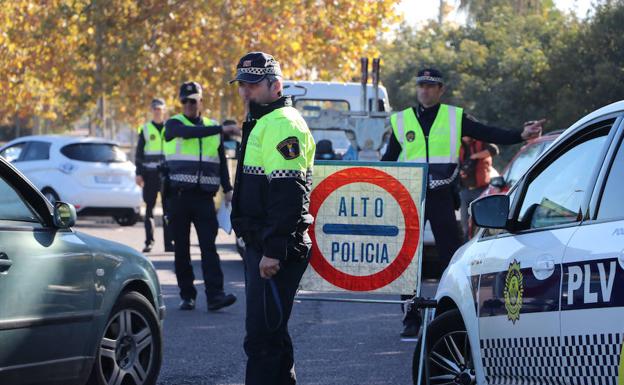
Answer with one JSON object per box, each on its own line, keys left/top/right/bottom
{"left": 489, "top": 175, "right": 506, "bottom": 188}
{"left": 53, "top": 202, "right": 77, "bottom": 229}
{"left": 471, "top": 194, "right": 510, "bottom": 230}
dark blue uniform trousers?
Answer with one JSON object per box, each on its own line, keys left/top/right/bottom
{"left": 402, "top": 187, "right": 463, "bottom": 324}
{"left": 244, "top": 245, "right": 309, "bottom": 385}
{"left": 142, "top": 171, "right": 173, "bottom": 247}
{"left": 168, "top": 189, "right": 225, "bottom": 301}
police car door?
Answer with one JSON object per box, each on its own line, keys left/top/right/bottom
{"left": 560, "top": 116, "right": 624, "bottom": 385}
{"left": 476, "top": 123, "right": 612, "bottom": 385}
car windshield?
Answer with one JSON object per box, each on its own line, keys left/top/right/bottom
{"left": 504, "top": 140, "right": 553, "bottom": 187}
{"left": 61, "top": 143, "right": 127, "bottom": 163}
{"left": 294, "top": 99, "right": 350, "bottom": 118}
{"left": 311, "top": 130, "right": 351, "bottom": 156}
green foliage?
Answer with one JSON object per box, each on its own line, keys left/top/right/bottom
{"left": 382, "top": 0, "right": 624, "bottom": 167}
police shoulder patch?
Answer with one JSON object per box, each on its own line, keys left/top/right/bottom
{"left": 276, "top": 136, "right": 301, "bottom": 160}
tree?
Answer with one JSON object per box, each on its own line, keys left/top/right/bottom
{"left": 381, "top": 2, "right": 576, "bottom": 166}
{"left": 1, "top": 0, "right": 400, "bottom": 138}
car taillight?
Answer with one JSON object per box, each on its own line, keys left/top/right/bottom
{"left": 59, "top": 163, "right": 76, "bottom": 174}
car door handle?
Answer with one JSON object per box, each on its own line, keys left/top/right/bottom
{"left": 534, "top": 260, "right": 555, "bottom": 272}
{"left": 0, "top": 252, "right": 12, "bottom": 273}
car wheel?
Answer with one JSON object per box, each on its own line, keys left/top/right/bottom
{"left": 114, "top": 212, "right": 139, "bottom": 227}
{"left": 413, "top": 309, "right": 475, "bottom": 385}
{"left": 87, "top": 292, "right": 162, "bottom": 385}
{"left": 42, "top": 188, "right": 60, "bottom": 205}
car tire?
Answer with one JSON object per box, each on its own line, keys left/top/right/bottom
{"left": 113, "top": 212, "right": 139, "bottom": 227}
{"left": 87, "top": 291, "right": 162, "bottom": 385}
{"left": 42, "top": 188, "right": 60, "bottom": 205}
{"left": 412, "top": 309, "right": 475, "bottom": 385}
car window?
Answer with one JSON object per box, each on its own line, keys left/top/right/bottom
{"left": 0, "top": 175, "right": 39, "bottom": 223}
{"left": 61, "top": 143, "right": 127, "bottom": 162}
{"left": 517, "top": 123, "right": 612, "bottom": 230}
{"left": 504, "top": 142, "right": 546, "bottom": 187}
{"left": 0, "top": 143, "right": 26, "bottom": 163}
{"left": 21, "top": 141, "right": 51, "bottom": 161}
{"left": 295, "top": 99, "right": 350, "bottom": 118}
{"left": 596, "top": 135, "right": 624, "bottom": 221}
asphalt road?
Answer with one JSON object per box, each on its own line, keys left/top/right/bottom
{"left": 77, "top": 218, "right": 435, "bottom": 385}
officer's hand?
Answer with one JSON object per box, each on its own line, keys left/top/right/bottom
{"left": 223, "top": 124, "right": 240, "bottom": 136}
{"left": 259, "top": 256, "right": 280, "bottom": 279}
{"left": 521, "top": 119, "right": 545, "bottom": 141}
{"left": 225, "top": 190, "right": 233, "bottom": 203}
{"left": 135, "top": 175, "right": 144, "bottom": 188}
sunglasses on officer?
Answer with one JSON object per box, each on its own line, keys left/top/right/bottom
{"left": 181, "top": 98, "right": 198, "bottom": 105}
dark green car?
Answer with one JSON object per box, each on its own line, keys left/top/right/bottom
{"left": 0, "top": 157, "right": 164, "bottom": 385}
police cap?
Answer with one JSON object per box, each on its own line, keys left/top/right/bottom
{"left": 179, "top": 81, "right": 203, "bottom": 101}
{"left": 416, "top": 68, "right": 444, "bottom": 85}
{"left": 230, "top": 52, "right": 282, "bottom": 84}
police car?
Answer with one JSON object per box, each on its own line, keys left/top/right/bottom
{"left": 415, "top": 101, "right": 624, "bottom": 385}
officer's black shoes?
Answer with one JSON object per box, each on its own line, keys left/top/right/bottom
{"left": 207, "top": 293, "right": 237, "bottom": 311}
{"left": 142, "top": 241, "right": 154, "bottom": 253}
{"left": 400, "top": 323, "right": 421, "bottom": 338}
{"left": 164, "top": 244, "right": 175, "bottom": 252}
{"left": 179, "top": 298, "right": 196, "bottom": 311}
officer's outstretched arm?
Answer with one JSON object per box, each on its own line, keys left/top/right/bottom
{"left": 164, "top": 118, "right": 222, "bottom": 141}
{"left": 261, "top": 124, "right": 314, "bottom": 261}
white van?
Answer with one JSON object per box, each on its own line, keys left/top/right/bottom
{"left": 283, "top": 81, "right": 391, "bottom": 159}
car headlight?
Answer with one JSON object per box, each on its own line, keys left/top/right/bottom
{"left": 59, "top": 163, "right": 77, "bottom": 174}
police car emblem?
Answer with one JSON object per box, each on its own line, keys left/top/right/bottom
{"left": 277, "top": 137, "right": 300, "bottom": 160}
{"left": 504, "top": 259, "right": 524, "bottom": 324}
{"left": 406, "top": 131, "right": 416, "bottom": 142}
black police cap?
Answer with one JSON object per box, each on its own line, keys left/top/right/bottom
{"left": 416, "top": 68, "right": 444, "bottom": 85}
{"left": 230, "top": 52, "right": 282, "bottom": 84}
{"left": 179, "top": 81, "right": 203, "bottom": 100}
{"left": 150, "top": 98, "right": 166, "bottom": 109}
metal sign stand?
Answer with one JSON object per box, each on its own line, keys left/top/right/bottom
{"left": 295, "top": 173, "right": 438, "bottom": 385}
{"left": 293, "top": 57, "right": 438, "bottom": 385}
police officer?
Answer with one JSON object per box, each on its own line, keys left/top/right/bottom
{"left": 230, "top": 52, "right": 315, "bottom": 385}
{"left": 135, "top": 98, "right": 174, "bottom": 253}
{"left": 164, "top": 81, "right": 237, "bottom": 311}
{"left": 382, "top": 68, "right": 544, "bottom": 337}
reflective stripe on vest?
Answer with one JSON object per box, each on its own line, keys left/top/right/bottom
{"left": 391, "top": 104, "right": 462, "bottom": 164}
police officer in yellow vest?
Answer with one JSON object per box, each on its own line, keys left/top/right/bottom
{"left": 382, "top": 68, "right": 545, "bottom": 337}
{"left": 230, "top": 52, "right": 315, "bottom": 385}
{"left": 163, "top": 81, "right": 237, "bottom": 311}
{"left": 135, "top": 98, "right": 174, "bottom": 253}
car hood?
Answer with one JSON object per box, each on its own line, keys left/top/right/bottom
{"left": 73, "top": 230, "right": 151, "bottom": 266}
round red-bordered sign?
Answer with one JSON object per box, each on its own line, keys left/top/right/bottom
{"left": 309, "top": 167, "right": 420, "bottom": 291}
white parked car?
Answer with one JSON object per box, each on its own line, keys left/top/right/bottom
{"left": 415, "top": 101, "right": 624, "bottom": 384}
{"left": 0, "top": 135, "right": 141, "bottom": 226}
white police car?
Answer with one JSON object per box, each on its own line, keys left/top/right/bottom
{"left": 415, "top": 101, "right": 624, "bottom": 385}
